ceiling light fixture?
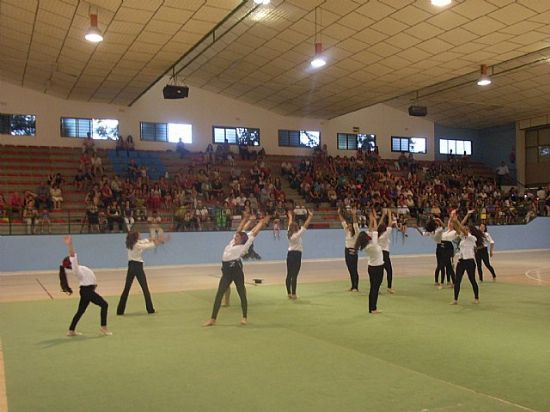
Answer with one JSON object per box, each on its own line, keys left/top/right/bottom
{"left": 85, "top": 7, "right": 103, "bottom": 43}
{"left": 431, "top": 0, "right": 452, "bottom": 6}
{"left": 477, "top": 64, "right": 492, "bottom": 86}
{"left": 253, "top": 0, "right": 270, "bottom": 5}
{"left": 310, "top": 7, "right": 326, "bottom": 69}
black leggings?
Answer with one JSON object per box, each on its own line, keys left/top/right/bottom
{"left": 69, "top": 285, "right": 108, "bottom": 331}
{"left": 435, "top": 244, "right": 446, "bottom": 283}
{"left": 211, "top": 260, "right": 247, "bottom": 319}
{"left": 117, "top": 261, "right": 155, "bottom": 315}
{"left": 454, "top": 259, "right": 479, "bottom": 301}
{"left": 382, "top": 250, "right": 393, "bottom": 289}
{"left": 441, "top": 241, "right": 456, "bottom": 284}
{"left": 345, "top": 248, "right": 359, "bottom": 290}
{"left": 368, "top": 264, "right": 384, "bottom": 312}
{"left": 286, "top": 251, "right": 302, "bottom": 295}
{"left": 475, "top": 247, "right": 496, "bottom": 281}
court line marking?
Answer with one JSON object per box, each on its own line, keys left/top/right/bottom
{"left": 525, "top": 268, "right": 550, "bottom": 284}
{"left": 0, "top": 338, "right": 8, "bottom": 412}
{"left": 295, "top": 330, "right": 541, "bottom": 412}
{"left": 35, "top": 278, "right": 54, "bottom": 300}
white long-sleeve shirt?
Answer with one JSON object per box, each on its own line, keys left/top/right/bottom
{"left": 421, "top": 227, "right": 443, "bottom": 243}
{"left": 441, "top": 229, "right": 457, "bottom": 242}
{"left": 342, "top": 222, "right": 360, "bottom": 249}
{"left": 128, "top": 239, "right": 156, "bottom": 262}
{"left": 69, "top": 254, "right": 97, "bottom": 286}
{"left": 288, "top": 227, "right": 306, "bottom": 252}
{"left": 378, "top": 228, "right": 391, "bottom": 252}
{"left": 457, "top": 234, "right": 477, "bottom": 260}
{"left": 365, "top": 232, "right": 384, "bottom": 266}
{"left": 222, "top": 232, "right": 255, "bottom": 261}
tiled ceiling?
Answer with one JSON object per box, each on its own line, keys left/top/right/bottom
{"left": 1, "top": 0, "right": 550, "bottom": 128}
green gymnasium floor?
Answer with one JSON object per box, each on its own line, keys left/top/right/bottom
{"left": 0, "top": 277, "right": 548, "bottom": 412}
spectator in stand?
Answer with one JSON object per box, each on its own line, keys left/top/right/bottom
{"left": 82, "top": 132, "right": 96, "bottom": 154}
{"left": 50, "top": 185, "right": 63, "bottom": 210}
{"left": 128, "top": 159, "right": 139, "bottom": 181}
{"left": 36, "top": 182, "right": 53, "bottom": 211}
{"left": 123, "top": 200, "right": 135, "bottom": 232}
{"left": 0, "top": 193, "right": 6, "bottom": 218}
{"left": 116, "top": 134, "right": 125, "bottom": 157}
{"left": 23, "top": 198, "right": 39, "bottom": 234}
{"left": 85, "top": 200, "right": 100, "bottom": 233}
{"left": 91, "top": 153, "right": 103, "bottom": 176}
{"left": 496, "top": 161, "right": 509, "bottom": 189}
{"left": 176, "top": 138, "right": 189, "bottom": 159}
{"left": 39, "top": 208, "right": 51, "bottom": 234}
{"left": 107, "top": 200, "right": 124, "bottom": 232}
{"left": 293, "top": 204, "right": 308, "bottom": 226}
{"left": 126, "top": 135, "right": 135, "bottom": 153}
{"left": 147, "top": 210, "right": 163, "bottom": 240}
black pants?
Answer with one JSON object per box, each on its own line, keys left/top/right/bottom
{"left": 345, "top": 248, "right": 359, "bottom": 290}
{"left": 435, "top": 244, "right": 446, "bottom": 283}
{"left": 69, "top": 285, "right": 108, "bottom": 331}
{"left": 286, "top": 251, "right": 302, "bottom": 295}
{"left": 475, "top": 247, "right": 496, "bottom": 281}
{"left": 211, "top": 260, "right": 247, "bottom": 319}
{"left": 454, "top": 259, "right": 479, "bottom": 301}
{"left": 441, "top": 241, "right": 456, "bottom": 284}
{"left": 368, "top": 265, "right": 384, "bottom": 312}
{"left": 383, "top": 250, "right": 393, "bottom": 289}
{"left": 117, "top": 261, "right": 155, "bottom": 315}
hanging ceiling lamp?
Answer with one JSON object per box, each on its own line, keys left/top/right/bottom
{"left": 310, "top": 7, "right": 326, "bottom": 69}
{"left": 431, "top": 0, "right": 452, "bottom": 6}
{"left": 85, "top": 6, "right": 103, "bottom": 43}
{"left": 477, "top": 64, "right": 492, "bottom": 86}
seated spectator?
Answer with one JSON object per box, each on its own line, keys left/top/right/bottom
{"left": 23, "top": 200, "right": 39, "bottom": 234}
{"left": 35, "top": 182, "right": 53, "bottom": 211}
{"left": 127, "top": 159, "right": 139, "bottom": 181}
{"left": 294, "top": 204, "right": 308, "bottom": 226}
{"left": 176, "top": 138, "right": 189, "bottom": 159}
{"left": 107, "top": 200, "right": 124, "bottom": 232}
{"left": 123, "top": 200, "right": 135, "bottom": 232}
{"left": 50, "top": 185, "right": 63, "bottom": 210}
{"left": 147, "top": 210, "right": 163, "bottom": 240}
{"left": 84, "top": 200, "right": 100, "bottom": 233}
{"left": 38, "top": 208, "right": 51, "bottom": 234}
{"left": 0, "top": 193, "right": 6, "bottom": 218}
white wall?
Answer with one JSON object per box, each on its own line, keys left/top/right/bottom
{"left": 326, "top": 103, "right": 435, "bottom": 160}
{"left": 0, "top": 79, "right": 434, "bottom": 158}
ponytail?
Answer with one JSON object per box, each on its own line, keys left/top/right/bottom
{"left": 59, "top": 266, "right": 73, "bottom": 295}
{"left": 355, "top": 231, "right": 371, "bottom": 251}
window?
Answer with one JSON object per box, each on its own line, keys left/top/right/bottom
{"left": 337, "top": 133, "right": 376, "bottom": 150}
{"left": 391, "top": 136, "right": 427, "bottom": 154}
{"left": 526, "top": 126, "right": 550, "bottom": 163}
{"left": 278, "top": 129, "right": 320, "bottom": 148}
{"left": 61, "top": 117, "right": 119, "bottom": 139}
{"left": 439, "top": 139, "right": 472, "bottom": 155}
{"left": 213, "top": 126, "right": 260, "bottom": 146}
{"left": 0, "top": 113, "right": 36, "bottom": 136}
{"left": 140, "top": 122, "right": 192, "bottom": 143}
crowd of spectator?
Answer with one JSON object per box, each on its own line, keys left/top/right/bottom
{"left": 283, "top": 147, "right": 549, "bottom": 228}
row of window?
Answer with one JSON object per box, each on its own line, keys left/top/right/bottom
{"left": 0, "top": 112, "right": 472, "bottom": 155}
{"left": 525, "top": 127, "right": 550, "bottom": 163}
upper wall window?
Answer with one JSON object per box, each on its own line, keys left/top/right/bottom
{"left": 140, "top": 122, "right": 192, "bottom": 143}
{"left": 337, "top": 133, "right": 376, "bottom": 150}
{"left": 61, "top": 117, "right": 119, "bottom": 139}
{"left": 0, "top": 113, "right": 36, "bottom": 136}
{"left": 391, "top": 136, "right": 427, "bottom": 154}
{"left": 439, "top": 139, "right": 472, "bottom": 155}
{"left": 213, "top": 126, "right": 260, "bottom": 146}
{"left": 526, "top": 127, "right": 550, "bottom": 163}
{"left": 278, "top": 129, "right": 320, "bottom": 148}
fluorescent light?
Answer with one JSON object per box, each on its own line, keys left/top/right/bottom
{"left": 477, "top": 64, "right": 491, "bottom": 86}
{"left": 254, "top": 0, "right": 270, "bottom": 4}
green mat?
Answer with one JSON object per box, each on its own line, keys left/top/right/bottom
{"left": 1, "top": 277, "right": 548, "bottom": 412}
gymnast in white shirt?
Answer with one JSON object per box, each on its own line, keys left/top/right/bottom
{"left": 285, "top": 208, "right": 313, "bottom": 300}
{"left": 338, "top": 207, "right": 360, "bottom": 292}
{"left": 475, "top": 223, "right": 497, "bottom": 282}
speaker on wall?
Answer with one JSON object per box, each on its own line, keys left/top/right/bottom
{"left": 163, "top": 85, "right": 189, "bottom": 99}
{"left": 408, "top": 105, "right": 427, "bottom": 116}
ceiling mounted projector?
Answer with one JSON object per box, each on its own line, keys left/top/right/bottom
{"left": 408, "top": 105, "right": 427, "bottom": 116}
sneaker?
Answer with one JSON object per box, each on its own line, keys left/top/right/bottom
{"left": 437, "top": 285, "right": 443, "bottom": 290}
{"left": 203, "top": 319, "right": 216, "bottom": 327}
{"left": 66, "top": 330, "right": 82, "bottom": 337}
{"left": 370, "top": 310, "right": 382, "bottom": 314}
{"left": 99, "top": 327, "right": 112, "bottom": 336}
{"left": 473, "top": 299, "right": 480, "bottom": 304}
{"left": 240, "top": 318, "right": 248, "bottom": 325}
{"left": 387, "top": 288, "right": 395, "bottom": 294}
{"left": 449, "top": 300, "right": 458, "bottom": 305}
